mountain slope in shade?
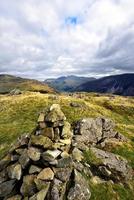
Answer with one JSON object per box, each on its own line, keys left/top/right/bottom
{"left": 44, "top": 75, "right": 95, "bottom": 92}
{"left": 0, "top": 74, "right": 55, "bottom": 94}
{"left": 76, "top": 73, "right": 134, "bottom": 96}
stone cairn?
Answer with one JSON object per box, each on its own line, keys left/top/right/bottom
{"left": 0, "top": 104, "right": 133, "bottom": 200}
{"left": 0, "top": 104, "right": 91, "bottom": 200}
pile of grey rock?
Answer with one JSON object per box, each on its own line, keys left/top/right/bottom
{"left": 0, "top": 104, "right": 132, "bottom": 200}
{"left": 0, "top": 104, "right": 90, "bottom": 200}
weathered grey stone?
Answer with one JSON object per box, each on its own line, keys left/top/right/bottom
{"left": 45, "top": 104, "right": 66, "bottom": 124}
{"left": 41, "top": 127, "right": 54, "bottom": 140}
{"left": 0, "top": 154, "right": 11, "bottom": 171}
{"left": 30, "top": 135, "right": 53, "bottom": 149}
{"left": 56, "top": 156, "right": 73, "bottom": 168}
{"left": 61, "top": 121, "right": 73, "bottom": 139}
{"left": 37, "top": 168, "right": 54, "bottom": 181}
{"left": 20, "top": 175, "right": 36, "bottom": 197}
{"left": 27, "top": 147, "right": 41, "bottom": 161}
{"left": 6, "top": 195, "right": 22, "bottom": 200}
{"left": 42, "top": 149, "right": 61, "bottom": 162}
{"left": 53, "top": 167, "right": 72, "bottom": 182}
{"left": 67, "top": 169, "right": 91, "bottom": 200}
{"left": 19, "top": 149, "right": 30, "bottom": 169}
{"left": 72, "top": 148, "right": 83, "bottom": 162}
{"left": 0, "top": 169, "right": 8, "bottom": 184}
{"left": 37, "top": 112, "right": 45, "bottom": 122}
{"left": 50, "top": 178, "right": 67, "bottom": 200}
{"left": 29, "top": 165, "right": 42, "bottom": 174}
{"left": 0, "top": 180, "right": 16, "bottom": 198}
{"left": 8, "top": 163, "right": 22, "bottom": 180}
{"left": 30, "top": 189, "right": 49, "bottom": 200}
{"left": 91, "top": 147, "right": 133, "bottom": 182}
{"left": 34, "top": 179, "right": 50, "bottom": 191}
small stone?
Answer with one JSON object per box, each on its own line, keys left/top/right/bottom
{"left": 59, "top": 139, "right": 71, "bottom": 145}
{"left": 53, "top": 127, "right": 60, "bottom": 141}
{"left": 19, "top": 149, "right": 30, "bottom": 169}
{"left": 30, "top": 135, "right": 53, "bottom": 149}
{"left": 0, "top": 180, "right": 16, "bottom": 198}
{"left": 41, "top": 127, "right": 54, "bottom": 140}
{"left": 6, "top": 195, "right": 22, "bottom": 200}
{"left": 72, "top": 148, "right": 83, "bottom": 162}
{"left": 0, "top": 169, "right": 8, "bottom": 184}
{"left": 38, "top": 112, "right": 45, "bottom": 122}
{"left": 8, "top": 163, "right": 22, "bottom": 180}
{"left": 42, "top": 149, "right": 61, "bottom": 162}
{"left": 56, "top": 156, "right": 73, "bottom": 168}
{"left": 34, "top": 178, "right": 50, "bottom": 191}
{"left": 37, "top": 168, "right": 54, "bottom": 181}
{"left": 0, "top": 154, "right": 11, "bottom": 171}
{"left": 39, "top": 122, "right": 46, "bottom": 129}
{"left": 28, "top": 147, "right": 41, "bottom": 161}
{"left": 54, "top": 167, "right": 72, "bottom": 182}
{"left": 61, "top": 121, "right": 73, "bottom": 139}
{"left": 68, "top": 169, "right": 91, "bottom": 200}
{"left": 20, "top": 175, "right": 36, "bottom": 197}
{"left": 45, "top": 104, "right": 66, "bottom": 123}
{"left": 60, "top": 151, "right": 70, "bottom": 158}
{"left": 29, "top": 165, "right": 42, "bottom": 174}
{"left": 15, "top": 148, "right": 24, "bottom": 155}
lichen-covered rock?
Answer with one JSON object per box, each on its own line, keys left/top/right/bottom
{"left": 30, "top": 135, "right": 53, "bottom": 149}
{"left": 90, "top": 147, "right": 133, "bottom": 182}
{"left": 19, "top": 149, "right": 30, "bottom": 169}
{"left": 37, "top": 168, "right": 54, "bottom": 181}
{"left": 45, "top": 104, "right": 66, "bottom": 125}
{"left": 30, "top": 189, "right": 49, "bottom": 200}
{"left": 72, "top": 148, "right": 83, "bottom": 162}
{"left": 61, "top": 121, "right": 73, "bottom": 139}
{"left": 41, "top": 127, "right": 54, "bottom": 140}
{"left": 0, "top": 154, "right": 11, "bottom": 171}
{"left": 42, "top": 149, "right": 61, "bottom": 162}
{"left": 0, "top": 180, "right": 16, "bottom": 198}
{"left": 29, "top": 165, "right": 42, "bottom": 174}
{"left": 56, "top": 156, "right": 73, "bottom": 168}
{"left": 0, "top": 169, "right": 8, "bottom": 184}
{"left": 6, "top": 195, "right": 22, "bottom": 200}
{"left": 67, "top": 169, "right": 91, "bottom": 200}
{"left": 28, "top": 147, "right": 41, "bottom": 161}
{"left": 8, "top": 163, "right": 22, "bottom": 180}
{"left": 34, "top": 179, "right": 50, "bottom": 191}
{"left": 20, "top": 175, "right": 36, "bottom": 197}
{"left": 53, "top": 167, "right": 72, "bottom": 182}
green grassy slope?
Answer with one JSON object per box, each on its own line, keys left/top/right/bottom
{"left": 0, "top": 74, "right": 55, "bottom": 94}
{"left": 0, "top": 92, "right": 133, "bottom": 199}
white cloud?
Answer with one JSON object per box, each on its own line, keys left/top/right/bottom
{"left": 0, "top": 0, "right": 134, "bottom": 80}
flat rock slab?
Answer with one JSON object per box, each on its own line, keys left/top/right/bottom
{"left": 37, "top": 168, "right": 54, "bottom": 181}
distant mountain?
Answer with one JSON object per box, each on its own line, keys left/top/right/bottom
{"left": 44, "top": 75, "right": 95, "bottom": 92}
{"left": 76, "top": 73, "right": 134, "bottom": 96}
{"left": 0, "top": 74, "right": 55, "bottom": 94}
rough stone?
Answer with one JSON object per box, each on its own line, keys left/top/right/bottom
{"left": 56, "top": 156, "right": 73, "bottom": 168}
{"left": 37, "top": 168, "right": 54, "bottom": 181}
{"left": 20, "top": 175, "right": 36, "bottom": 197}
{"left": 61, "top": 121, "right": 72, "bottom": 139}
{"left": 27, "top": 147, "right": 41, "bottom": 161}
{"left": 41, "top": 127, "right": 54, "bottom": 140}
{"left": 37, "top": 112, "right": 45, "bottom": 123}
{"left": 0, "top": 180, "right": 16, "bottom": 198}
{"left": 91, "top": 147, "right": 133, "bottom": 182}
{"left": 19, "top": 149, "right": 30, "bottom": 169}
{"left": 34, "top": 179, "right": 50, "bottom": 191}
{"left": 42, "top": 149, "right": 61, "bottom": 162}
{"left": 72, "top": 148, "right": 83, "bottom": 162}
{"left": 0, "top": 169, "right": 8, "bottom": 184}
{"left": 53, "top": 167, "right": 72, "bottom": 182}
{"left": 8, "top": 163, "right": 22, "bottom": 180}
{"left": 30, "top": 135, "right": 53, "bottom": 149}
{"left": 29, "top": 165, "right": 42, "bottom": 174}
{"left": 6, "top": 195, "right": 22, "bottom": 200}
{"left": 0, "top": 154, "right": 11, "bottom": 171}
{"left": 67, "top": 169, "right": 91, "bottom": 200}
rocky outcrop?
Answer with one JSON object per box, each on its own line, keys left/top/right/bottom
{"left": 0, "top": 104, "right": 132, "bottom": 199}
{"left": 74, "top": 117, "right": 127, "bottom": 148}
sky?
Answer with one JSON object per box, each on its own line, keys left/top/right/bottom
{"left": 0, "top": 0, "right": 134, "bottom": 80}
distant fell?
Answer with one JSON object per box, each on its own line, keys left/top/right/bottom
{"left": 75, "top": 73, "right": 134, "bottom": 96}
{"left": 0, "top": 74, "right": 55, "bottom": 94}
{"left": 44, "top": 75, "right": 95, "bottom": 92}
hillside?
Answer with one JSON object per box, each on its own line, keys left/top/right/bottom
{"left": 0, "top": 92, "right": 133, "bottom": 199}
{"left": 0, "top": 74, "right": 55, "bottom": 94}
{"left": 76, "top": 73, "right": 134, "bottom": 96}
{"left": 44, "top": 75, "right": 95, "bottom": 92}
